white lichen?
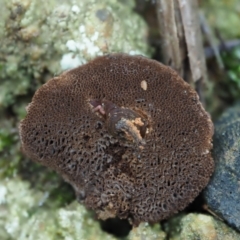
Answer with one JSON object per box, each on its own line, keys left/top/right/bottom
{"left": 66, "top": 40, "right": 79, "bottom": 52}
{"left": 79, "top": 25, "right": 86, "bottom": 33}
{"left": 71, "top": 5, "right": 80, "bottom": 14}
{"left": 60, "top": 53, "right": 86, "bottom": 70}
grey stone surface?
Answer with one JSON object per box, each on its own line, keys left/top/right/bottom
{"left": 204, "top": 103, "right": 240, "bottom": 231}
{"left": 164, "top": 213, "right": 240, "bottom": 240}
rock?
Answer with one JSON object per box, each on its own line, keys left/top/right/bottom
{"left": 204, "top": 103, "right": 240, "bottom": 231}
{"left": 0, "top": 177, "right": 168, "bottom": 239}
{"left": 0, "top": 0, "right": 150, "bottom": 108}
{"left": 0, "top": 0, "right": 150, "bottom": 209}
{"left": 128, "top": 222, "right": 166, "bottom": 240}
{"left": 164, "top": 213, "right": 240, "bottom": 240}
{"left": 0, "top": 177, "right": 117, "bottom": 240}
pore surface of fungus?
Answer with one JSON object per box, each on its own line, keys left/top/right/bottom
{"left": 19, "top": 54, "right": 214, "bottom": 225}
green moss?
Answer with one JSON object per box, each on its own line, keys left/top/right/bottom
{"left": 0, "top": 115, "right": 21, "bottom": 177}
{"left": 202, "top": 0, "right": 240, "bottom": 39}
{"left": 0, "top": 129, "right": 14, "bottom": 152}
{"left": 221, "top": 47, "right": 240, "bottom": 99}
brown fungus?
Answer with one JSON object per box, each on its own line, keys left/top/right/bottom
{"left": 19, "top": 53, "right": 214, "bottom": 226}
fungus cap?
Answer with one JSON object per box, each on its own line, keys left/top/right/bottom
{"left": 19, "top": 53, "right": 214, "bottom": 225}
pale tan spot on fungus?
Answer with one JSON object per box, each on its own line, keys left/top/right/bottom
{"left": 141, "top": 80, "right": 147, "bottom": 91}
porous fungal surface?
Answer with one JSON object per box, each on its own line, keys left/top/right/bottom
{"left": 19, "top": 54, "right": 214, "bottom": 225}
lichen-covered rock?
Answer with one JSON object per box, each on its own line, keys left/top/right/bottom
{"left": 0, "top": 177, "right": 117, "bottom": 240}
{"left": 128, "top": 222, "right": 166, "bottom": 240}
{"left": 0, "top": 177, "right": 168, "bottom": 239}
{"left": 0, "top": 0, "right": 150, "bottom": 108}
{"left": 0, "top": 0, "right": 150, "bottom": 209}
{"left": 0, "top": 108, "right": 75, "bottom": 208}
{"left": 204, "top": 103, "right": 240, "bottom": 231}
{"left": 164, "top": 213, "right": 240, "bottom": 240}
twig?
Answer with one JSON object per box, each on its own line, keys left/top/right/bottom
{"left": 156, "top": 0, "right": 183, "bottom": 76}
{"left": 204, "top": 39, "right": 240, "bottom": 58}
{"left": 200, "top": 11, "right": 224, "bottom": 69}
{"left": 150, "top": 38, "right": 240, "bottom": 58}
{"left": 178, "top": 0, "right": 208, "bottom": 83}
{"left": 177, "top": 0, "right": 208, "bottom": 105}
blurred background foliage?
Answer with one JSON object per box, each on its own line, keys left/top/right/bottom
{"left": 222, "top": 47, "right": 240, "bottom": 99}
{"left": 201, "top": 0, "right": 240, "bottom": 39}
